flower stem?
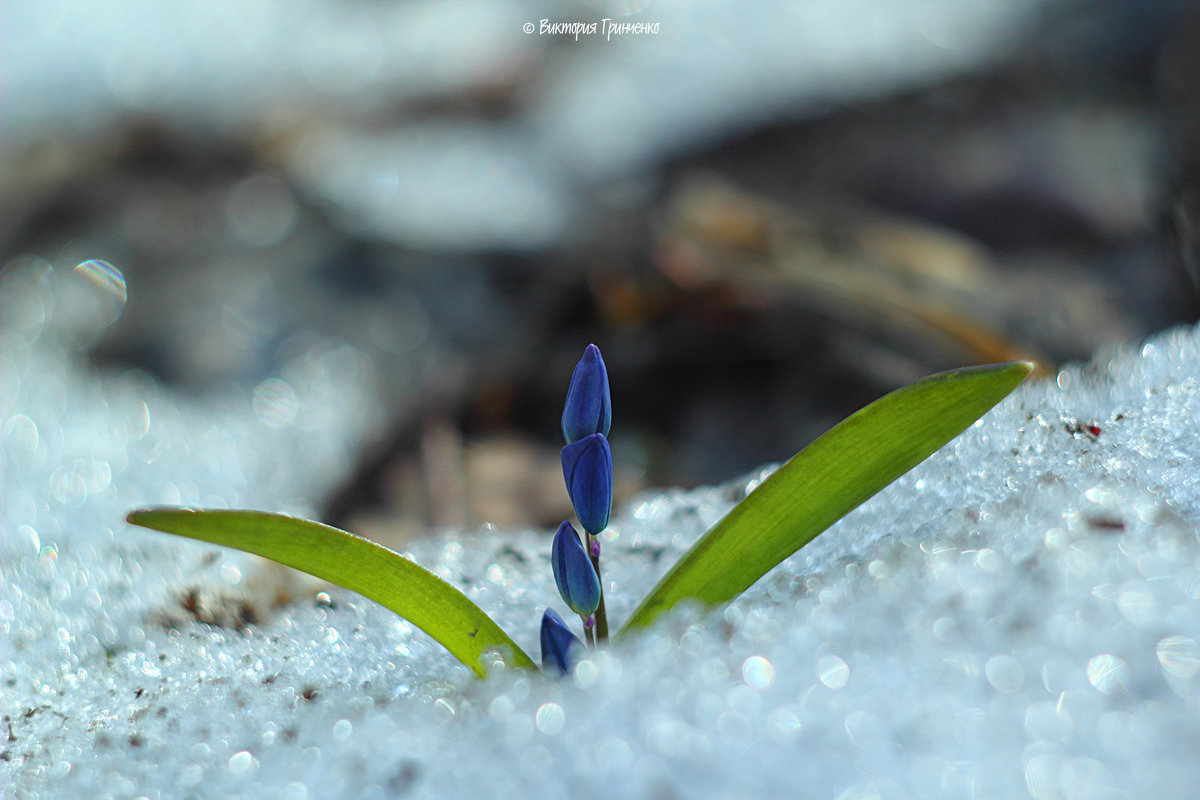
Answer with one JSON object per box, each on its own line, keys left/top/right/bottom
{"left": 589, "top": 534, "right": 609, "bottom": 642}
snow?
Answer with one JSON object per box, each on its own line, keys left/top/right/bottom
{"left": 7, "top": 262, "right": 1200, "bottom": 798}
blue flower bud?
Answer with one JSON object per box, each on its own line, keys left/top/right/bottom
{"left": 551, "top": 521, "right": 601, "bottom": 617}
{"left": 540, "top": 607, "right": 581, "bottom": 676}
{"left": 562, "top": 344, "right": 612, "bottom": 444}
{"left": 561, "top": 433, "right": 613, "bottom": 534}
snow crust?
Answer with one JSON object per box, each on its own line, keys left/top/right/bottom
{"left": 7, "top": 263, "right": 1200, "bottom": 798}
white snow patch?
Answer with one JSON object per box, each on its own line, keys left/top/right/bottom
{"left": 6, "top": 263, "right": 1200, "bottom": 798}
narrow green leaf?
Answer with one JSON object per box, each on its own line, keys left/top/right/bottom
{"left": 126, "top": 509, "right": 536, "bottom": 677}
{"left": 621, "top": 361, "right": 1033, "bottom": 633}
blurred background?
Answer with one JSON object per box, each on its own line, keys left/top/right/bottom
{"left": 5, "top": 0, "right": 1200, "bottom": 545}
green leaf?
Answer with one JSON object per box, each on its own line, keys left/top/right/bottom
{"left": 620, "top": 361, "right": 1033, "bottom": 633}
{"left": 126, "top": 509, "right": 536, "bottom": 677}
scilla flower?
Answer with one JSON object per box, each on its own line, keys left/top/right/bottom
{"left": 544, "top": 344, "right": 616, "bottom": 661}
{"left": 561, "top": 433, "right": 613, "bottom": 535}
{"left": 540, "top": 608, "right": 581, "bottom": 675}
{"left": 551, "top": 521, "right": 601, "bottom": 617}
{"left": 562, "top": 343, "right": 612, "bottom": 443}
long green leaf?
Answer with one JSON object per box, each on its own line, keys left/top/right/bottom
{"left": 126, "top": 509, "right": 536, "bottom": 677}
{"left": 621, "top": 361, "right": 1033, "bottom": 633}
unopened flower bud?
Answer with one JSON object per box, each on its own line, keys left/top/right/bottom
{"left": 562, "top": 344, "right": 612, "bottom": 444}
{"left": 551, "top": 521, "right": 601, "bottom": 616}
{"left": 561, "top": 433, "right": 613, "bottom": 534}
{"left": 540, "top": 608, "right": 581, "bottom": 676}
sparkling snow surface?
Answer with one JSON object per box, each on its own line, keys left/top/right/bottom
{"left": 7, "top": 264, "right": 1200, "bottom": 799}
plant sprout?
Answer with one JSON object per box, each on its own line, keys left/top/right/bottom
{"left": 128, "top": 348, "right": 1032, "bottom": 678}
